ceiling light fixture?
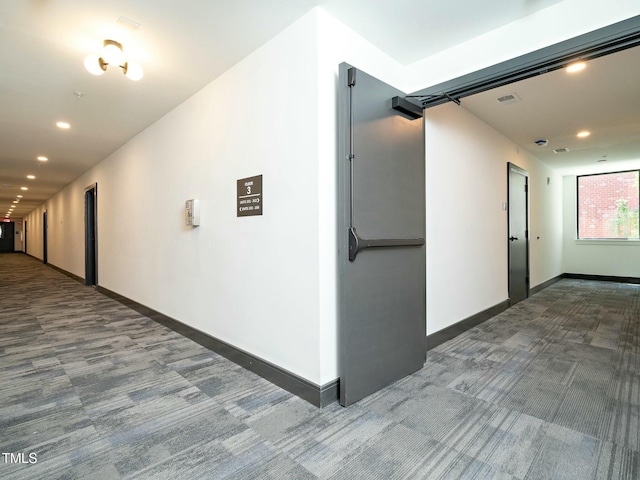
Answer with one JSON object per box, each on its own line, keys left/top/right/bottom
{"left": 26, "top": 175, "right": 35, "bottom": 180}
{"left": 56, "top": 121, "right": 70, "bottom": 129}
{"left": 577, "top": 131, "right": 591, "bottom": 138}
{"left": 566, "top": 62, "right": 586, "bottom": 73}
{"left": 20, "top": 187, "right": 28, "bottom": 191}
{"left": 37, "top": 156, "right": 48, "bottom": 161}
{"left": 84, "top": 39, "right": 144, "bottom": 81}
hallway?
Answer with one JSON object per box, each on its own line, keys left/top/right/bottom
{"left": 1, "top": 253, "right": 638, "bottom": 479}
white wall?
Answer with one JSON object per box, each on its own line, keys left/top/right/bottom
{"left": 26, "top": 12, "right": 324, "bottom": 385}
{"left": 425, "top": 103, "right": 563, "bottom": 335}
{"left": 25, "top": 207, "right": 44, "bottom": 259}
{"left": 563, "top": 173, "right": 640, "bottom": 277}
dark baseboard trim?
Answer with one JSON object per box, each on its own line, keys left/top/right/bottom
{"left": 426, "top": 300, "right": 510, "bottom": 351}
{"left": 530, "top": 274, "right": 564, "bottom": 296}
{"left": 47, "top": 262, "right": 85, "bottom": 284}
{"left": 564, "top": 273, "right": 640, "bottom": 285}
{"left": 97, "top": 286, "right": 338, "bottom": 408}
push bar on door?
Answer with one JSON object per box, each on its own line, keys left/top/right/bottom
{"left": 349, "top": 227, "right": 424, "bottom": 262}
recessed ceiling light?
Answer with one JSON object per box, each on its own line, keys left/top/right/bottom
{"left": 12, "top": 200, "right": 18, "bottom": 203}
{"left": 17, "top": 195, "right": 23, "bottom": 198}
{"left": 26, "top": 175, "right": 36, "bottom": 180}
{"left": 20, "top": 187, "right": 28, "bottom": 191}
{"left": 577, "top": 131, "right": 591, "bottom": 138}
{"left": 56, "top": 121, "right": 71, "bottom": 129}
{"left": 37, "top": 156, "right": 48, "bottom": 161}
{"left": 566, "top": 62, "right": 586, "bottom": 73}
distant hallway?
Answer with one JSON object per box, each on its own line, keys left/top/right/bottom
{"left": 1, "top": 253, "right": 638, "bottom": 479}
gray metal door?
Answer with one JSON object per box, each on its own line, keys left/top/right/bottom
{"left": 85, "top": 185, "right": 97, "bottom": 286}
{"left": 43, "top": 210, "right": 48, "bottom": 264}
{"left": 338, "top": 63, "right": 426, "bottom": 406}
{"left": 0, "top": 221, "right": 15, "bottom": 252}
{"left": 508, "top": 163, "right": 529, "bottom": 305}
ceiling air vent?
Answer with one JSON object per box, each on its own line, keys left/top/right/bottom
{"left": 496, "top": 93, "right": 521, "bottom": 105}
{"left": 117, "top": 16, "right": 141, "bottom": 31}
{"left": 553, "top": 147, "right": 570, "bottom": 154}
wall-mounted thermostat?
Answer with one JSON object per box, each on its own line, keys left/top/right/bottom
{"left": 185, "top": 199, "right": 200, "bottom": 226}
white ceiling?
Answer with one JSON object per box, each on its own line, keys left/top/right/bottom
{"left": 460, "top": 45, "right": 640, "bottom": 173}
{"left": 0, "top": 0, "right": 637, "bottom": 219}
{"left": 321, "top": 0, "right": 565, "bottom": 64}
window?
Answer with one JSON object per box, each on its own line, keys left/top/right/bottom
{"left": 577, "top": 170, "right": 639, "bottom": 239}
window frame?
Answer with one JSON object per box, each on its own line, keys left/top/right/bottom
{"left": 576, "top": 169, "right": 640, "bottom": 240}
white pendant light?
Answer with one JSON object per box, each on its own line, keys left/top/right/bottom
{"left": 84, "top": 39, "right": 143, "bottom": 81}
{"left": 123, "top": 61, "right": 144, "bottom": 81}
{"left": 83, "top": 54, "right": 106, "bottom": 76}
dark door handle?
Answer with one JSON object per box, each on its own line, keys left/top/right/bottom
{"left": 509, "top": 236, "right": 518, "bottom": 241}
{"left": 349, "top": 227, "right": 424, "bottom": 262}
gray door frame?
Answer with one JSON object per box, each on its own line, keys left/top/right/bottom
{"left": 410, "top": 15, "right": 640, "bottom": 106}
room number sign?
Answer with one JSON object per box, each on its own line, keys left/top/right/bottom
{"left": 237, "top": 175, "right": 263, "bottom": 217}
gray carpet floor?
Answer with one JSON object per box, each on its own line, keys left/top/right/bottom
{"left": 1, "top": 253, "right": 638, "bottom": 479}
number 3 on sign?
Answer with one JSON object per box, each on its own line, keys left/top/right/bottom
{"left": 247, "top": 186, "right": 251, "bottom": 194}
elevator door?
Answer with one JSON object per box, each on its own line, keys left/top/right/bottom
{"left": 338, "top": 63, "right": 426, "bottom": 406}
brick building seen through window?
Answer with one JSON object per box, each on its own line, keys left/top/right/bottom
{"left": 578, "top": 170, "right": 640, "bottom": 239}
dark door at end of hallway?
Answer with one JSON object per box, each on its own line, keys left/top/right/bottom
{"left": 508, "top": 163, "right": 529, "bottom": 305}
{"left": 338, "top": 63, "right": 426, "bottom": 406}
{"left": 43, "top": 211, "right": 48, "bottom": 264}
{"left": 85, "top": 186, "right": 97, "bottom": 286}
{"left": 0, "top": 222, "right": 15, "bottom": 252}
